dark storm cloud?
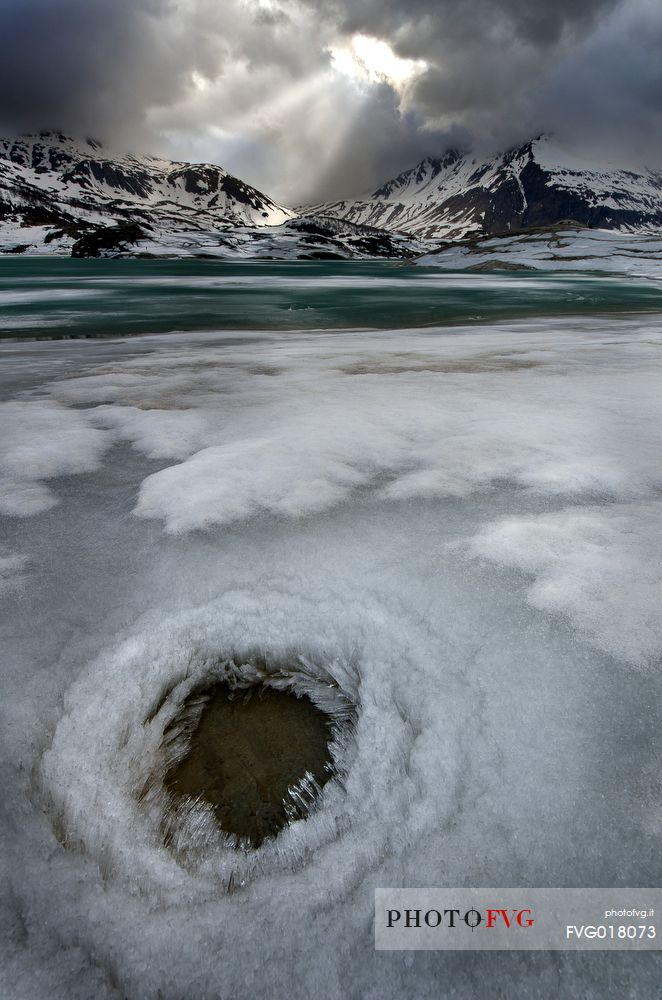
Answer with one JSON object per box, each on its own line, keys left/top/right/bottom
{"left": 0, "top": 0, "right": 173, "bottom": 138}
{"left": 313, "top": 0, "right": 619, "bottom": 54}
{"left": 0, "top": 0, "right": 319, "bottom": 140}
{"left": 305, "top": 0, "right": 624, "bottom": 139}
{"left": 0, "top": 0, "right": 659, "bottom": 202}
{"left": 532, "top": 0, "right": 662, "bottom": 166}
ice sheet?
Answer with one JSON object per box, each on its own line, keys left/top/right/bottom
{"left": 1, "top": 314, "right": 661, "bottom": 999}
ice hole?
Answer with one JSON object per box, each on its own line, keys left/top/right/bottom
{"left": 163, "top": 682, "right": 335, "bottom": 848}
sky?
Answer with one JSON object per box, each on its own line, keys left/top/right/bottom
{"left": 0, "top": 0, "right": 661, "bottom": 203}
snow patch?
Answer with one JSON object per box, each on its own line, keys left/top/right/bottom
{"left": 0, "top": 401, "right": 112, "bottom": 515}
{"left": 464, "top": 503, "right": 662, "bottom": 666}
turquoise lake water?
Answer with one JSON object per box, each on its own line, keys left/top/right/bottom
{"left": 1, "top": 258, "right": 661, "bottom": 338}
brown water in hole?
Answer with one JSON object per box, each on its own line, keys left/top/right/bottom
{"left": 165, "top": 685, "right": 333, "bottom": 847}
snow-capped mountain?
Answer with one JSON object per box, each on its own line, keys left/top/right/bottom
{"left": 0, "top": 131, "right": 293, "bottom": 229}
{"left": 0, "top": 131, "right": 426, "bottom": 258}
{"left": 308, "top": 136, "right": 662, "bottom": 240}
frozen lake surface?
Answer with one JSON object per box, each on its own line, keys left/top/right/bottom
{"left": 1, "top": 262, "right": 661, "bottom": 998}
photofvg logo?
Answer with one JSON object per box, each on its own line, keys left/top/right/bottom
{"left": 387, "top": 905, "right": 535, "bottom": 933}
{"left": 375, "top": 889, "right": 662, "bottom": 950}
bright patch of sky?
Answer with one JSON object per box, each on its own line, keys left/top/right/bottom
{"left": 328, "top": 34, "right": 428, "bottom": 90}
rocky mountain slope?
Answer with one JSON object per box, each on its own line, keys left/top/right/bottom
{"left": 308, "top": 136, "right": 662, "bottom": 241}
{"left": 0, "top": 132, "right": 425, "bottom": 259}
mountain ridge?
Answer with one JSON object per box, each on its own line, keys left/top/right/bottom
{"left": 1, "top": 131, "right": 662, "bottom": 257}
{"left": 307, "top": 136, "right": 662, "bottom": 240}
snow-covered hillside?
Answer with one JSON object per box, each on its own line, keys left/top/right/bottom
{"left": 123, "top": 214, "right": 427, "bottom": 260}
{"left": 309, "top": 136, "right": 662, "bottom": 240}
{"left": 0, "top": 132, "right": 428, "bottom": 259}
{"left": 416, "top": 227, "right": 662, "bottom": 278}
